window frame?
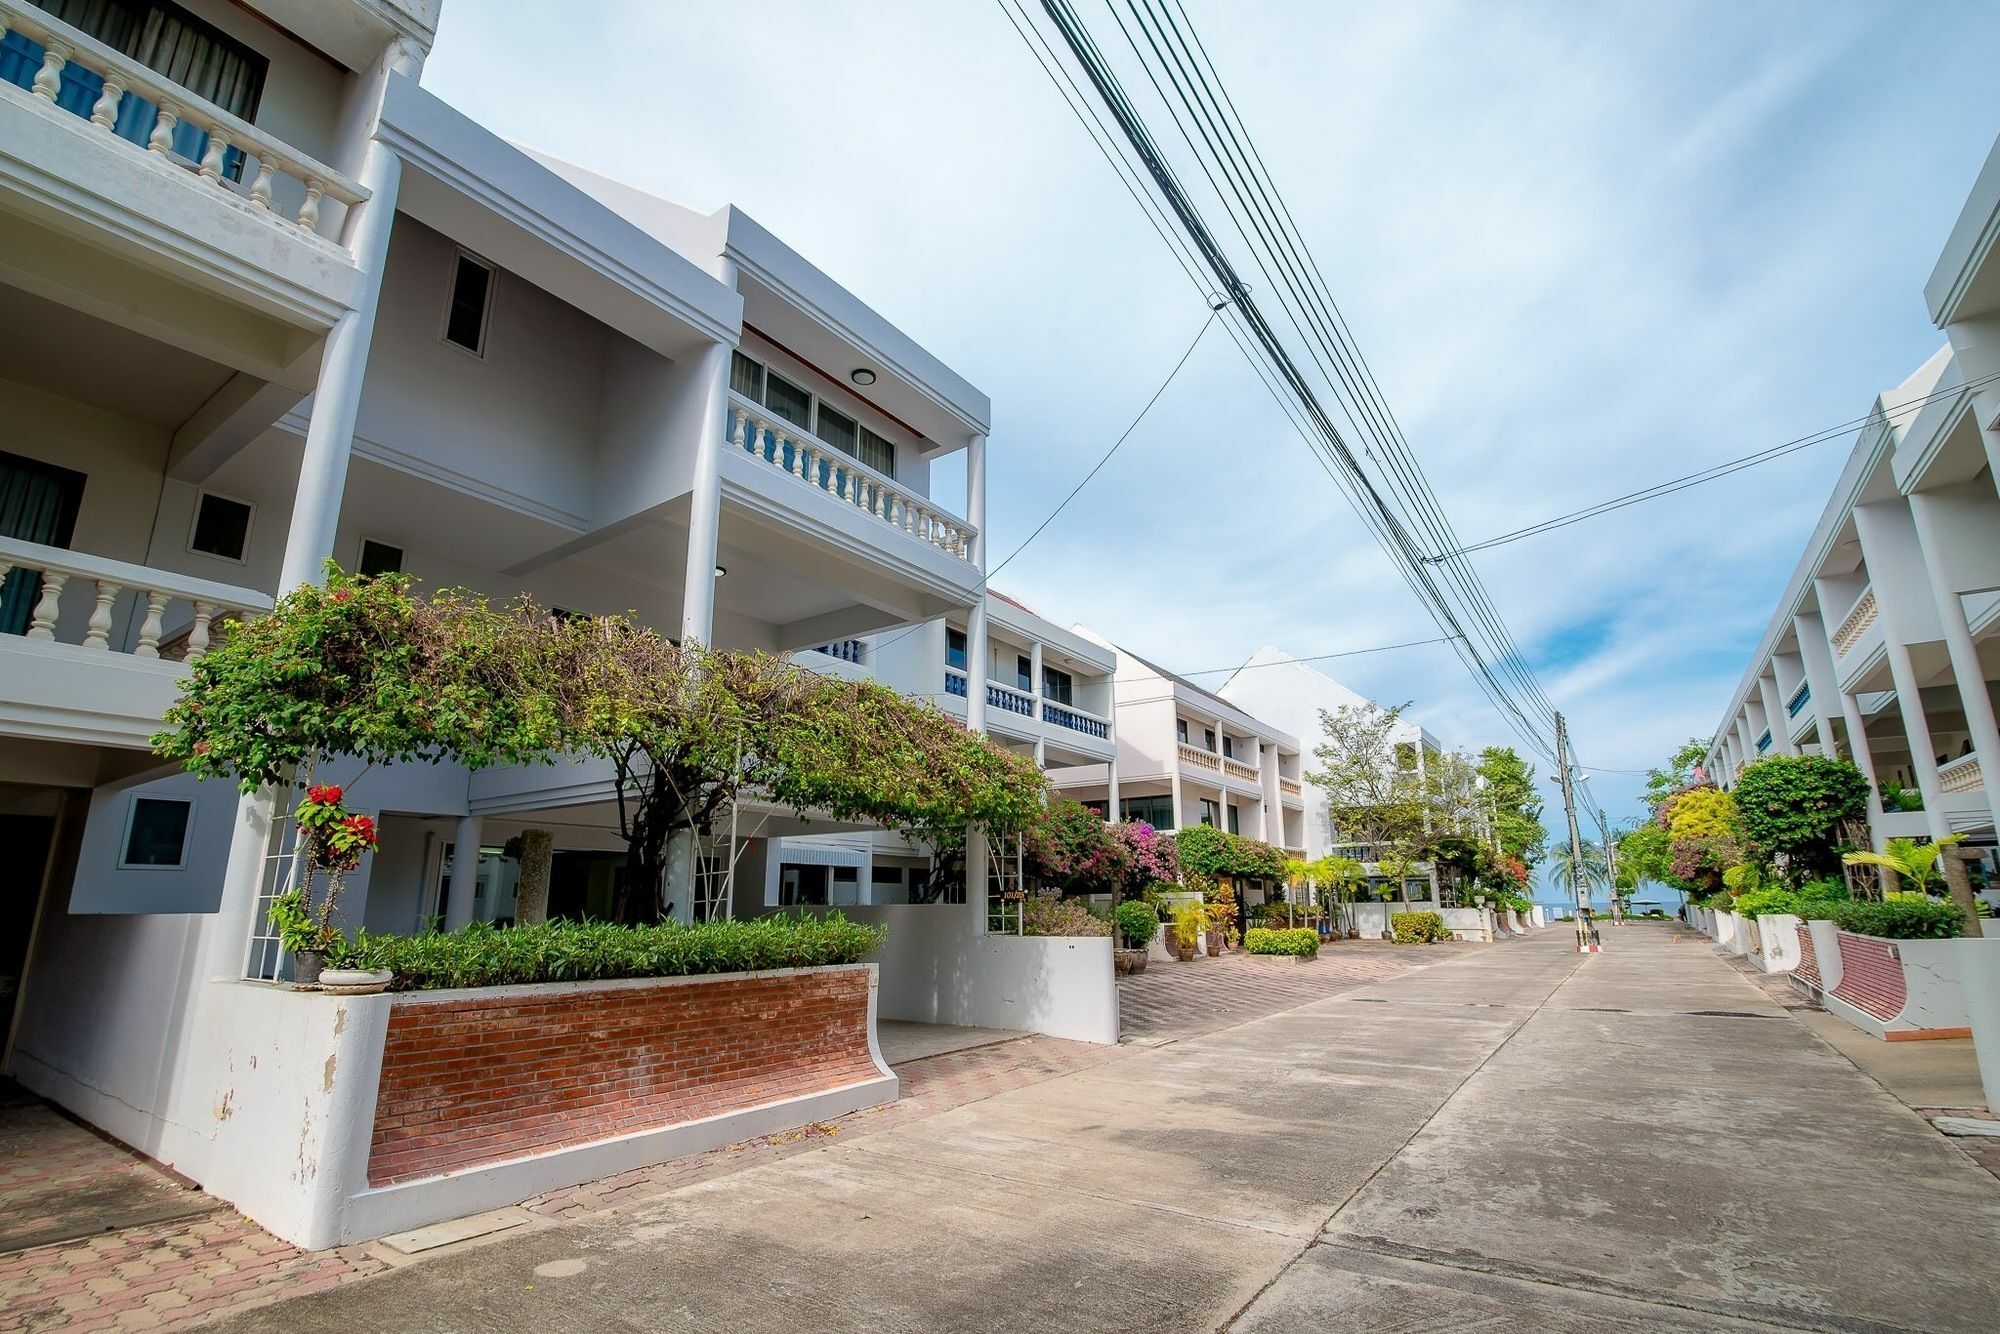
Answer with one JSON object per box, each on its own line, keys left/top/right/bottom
{"left": 1041, "top": 666, "right": 1073, "bottom": 705}
{"left": 1015, "top": 655, "right": 1032, "bottom": 692}
{"left": 186, "top": 488, "right": 255, "bottom": 564}
{"left": 119, "top": 794, "right": 195, "bottom": 871}
{"left": 1176, "top": 719, "right": 1189, "bottom": 745}
{"left": 729, "top": 347, "right": 900, "bottom": 479}
{"left": 438, "top": 247, "right": 497, "bottom": 359}
{"left": 356, "top": 537, "right": 405, "bottom": 579}
{"left": 946, "top": 628, "right": 968, "bottom": 672}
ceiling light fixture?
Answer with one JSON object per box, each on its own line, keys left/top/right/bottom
{"left": 850, "top": 368, "right": 877, "bottom": 386}
{"left": 714, "top": 565, "right": 727, "bottom": 578}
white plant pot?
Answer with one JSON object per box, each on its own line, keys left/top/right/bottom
{"left": 318, "top": 967, "right": 394, "bottom": 993}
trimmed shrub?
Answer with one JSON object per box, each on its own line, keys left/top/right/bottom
{"left": 1114, "top": 900, "right": 1161, "bottom": 950}
{"left": 1391, "top": 911, "right": 1452, "bottom": 944}
{"left": 1813, "top": 898, "right": 1965, "bottom": 940}
{"left": 1244, "top": 927, "right": 1319, "bottom": 958}
{"left": 1730, "top": 887, "right": 1800, "bottom": 919}
{"left": 338, "top": 913, "right": 886, "bottom": 991}
{"left": 1023, "top": 891, "right": 1111, "bottom": 938}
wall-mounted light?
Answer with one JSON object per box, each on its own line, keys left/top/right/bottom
{"left": 714, "top": 565, "right": 727, "bottom": 578}
{"left": 850, "top": 368, "right": 877, "bottom": 386}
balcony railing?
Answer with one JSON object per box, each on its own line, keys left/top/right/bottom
{"left": 1279, "top": 776, "right": 1302, "bottom": 796}
{"left": 0, "top": 0, "right": 368, "bottom": 239}
{"left": 728, "top": 396, "right": 973, "bottom": 563}
{"left": 0, "top": 536, "right": 270, "bottom": 660}
{"left": 1178, "top": 742, "right": 1220, "bottom": 772}
{"left": 1223, "top": 757, "right": 1259, "bottom": 783}
{"left": 1787, "top": 683, "right": 1811, "bottom": 717}
{"left": 1044, "top": 701, "right": 1108, "bottom": 740}
{"left": 989, "top": 682, "right": 1035, "bottom": 717}
{"left": 944, "top": 666, "right": 968, "bottom": 698}
{"left": 812, "top": 639, "right": 864, "bottom": 664}
{"left": 1755, "top": 730, "right": 1772, "bottom": 754}
{"left": 1940, "top": 753, "right": 1985, "bottom": 795}
{"left": 1831, "top": 587, "right": 1878, "bottom": 658}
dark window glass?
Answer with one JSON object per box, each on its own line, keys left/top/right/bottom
{"left": 729, "top": 351, "right": 762, "bottom": 399}
{"left": 1227, "top": 805, "right": 1240, "bottom": 834}
{"left": 817, "top": 403, "right": 858, "bottom": 454}
{"left": 1199, "top": 799, "right": 1219, "bottom": 827}
{"left": 0, "top": 449, "right": 86, "bottom": 636}
{"left": 444, "top": 253, "right": 493, "bottom": 353}
{"left": 1041, "top": 668, "right": 1073, "bottom": 705}
{"left": 190, "top": 492, "right": 251, "bottom": 560}
{"left": 855, "top": 424, "right": 895, "bottom": 477}
{"left": 947, "top": 628, "right": 967, "bottom": 672}
{"left": 1118, "top": 794, "right": 1174, "bottom": 828}
{"left": 1204, "top": 728, "right": 1217, "bottom": 753}
{"left": 1016, "top": 655, "right": 1032, "bottom": 691}
{"left": 358, "top": 539, "right": 403, "bottom": 577}
{"left": 124, "top": 796, "right": 192, "bottom": 867}
{"left": 870, "top": 866, "right": 902, "bottom": 886}
{"left": 1222, "top": 736, "right": 1235, "bottom": 759}
{"left": 1176, "top": 719, "right": 1188, "bottom": 744}
{"left": 763, "top": 370, "right": 812, "bottom": 430}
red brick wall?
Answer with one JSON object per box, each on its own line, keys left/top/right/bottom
{"left": 1793, "top": 924, "right": 1821, "bottom": 991}
{"left": 368, "top": 967, "right": 882, "bottom": 1186}
{"left": 1831, "top": 932, "right": 1906, "bottom": 1023}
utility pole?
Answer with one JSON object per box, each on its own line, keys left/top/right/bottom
{"left": 1595, "top": 809, "right": 1623, "bottom": 926}
{"left": 1555, "top": 713, "right": 1597, "bottom": 954}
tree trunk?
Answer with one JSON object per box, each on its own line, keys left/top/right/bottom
{"left": 1942, "top": 848, "right": 1985, "bottom": 939}
{"left": 514, "top": 828, "right": 554, "bottom": 925}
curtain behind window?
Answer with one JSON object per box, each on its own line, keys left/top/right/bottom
{"left": 0, "top": 451, "right": 87, "bottom": 636}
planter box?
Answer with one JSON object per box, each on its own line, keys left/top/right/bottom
{"left": 1809, "top": 920, "right": 1972, "bottom": 1040}
{"left": 1751, "top": 914, "right": 1803, "bottom": 974}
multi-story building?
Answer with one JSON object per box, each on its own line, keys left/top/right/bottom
{"left": 0, "top": 0, "right": 1113, "bottom": 1246}
{"left": 771, "top": 590, "right": 1117, "bottom": 905}
{"left": 1051, "top": 631, "right": 1308, "bottom": 857}
{"left": 1706, "top": 132, "right": 2000, "bottom": 877}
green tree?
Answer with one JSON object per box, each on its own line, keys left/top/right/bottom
{"left": 1309, "top": 701, "right": 1430, "bottom": 874}
{"left": 1645, "top": 738, "right": 1710, "bottom": 811}
{"left": 1476, "top": 746, "right": 1548, "bottom": 865}
{"left": 1731, "top": 755, "right": 1870, "bottom": 885}
{"left": 1546, "top": 839, "right": 1607, "bottom": 900}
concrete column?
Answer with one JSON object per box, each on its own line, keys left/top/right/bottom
{"left": 1795, "top": 611, "right": 1846, "bottom": 761}
{"left": 1105, "top": 752, "right": 1121, "bottom": 824}
{"left": 279, "top": 147, "right": 403, "bottom": 591}
{"left": 964, "top": 435, "right": 988, "bottom": 933}
{"left": 444, "top": 816, "right": 482, "bottom": 930}
{"left": 680, "top": 258, "right": 740, "bottom": 647}
{"left": 1260, "top": 741, "right": 1282, "bottom": 846}
{"left": 1885, "top": 640, "right": 1953, "bottom": 842}
{"left": 1836, "top": 688, "right": 1888, "bottom": 834}
{"left": 1910, "top": 491, "right": 2000, "bottom": 840}
{"left": 1029, "top": 640, "right": 1045, "bottom": 771}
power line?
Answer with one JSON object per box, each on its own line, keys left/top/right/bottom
{"left": 1426, "top": 368, "right": 2000, "bottom": 561}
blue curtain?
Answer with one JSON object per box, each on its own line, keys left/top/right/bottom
{"left": 0, "top": 451, "right": 87, "bottom": 636}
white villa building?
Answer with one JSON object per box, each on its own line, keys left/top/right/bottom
{"left": 0, "top": 0, "right": 1112, "bottom": 1248}
{"left": 1051, "top": 631, "right": 1309, "bottom": 857}
{"left": 1705, "top": 131, "right": 2000, "bottom": 883}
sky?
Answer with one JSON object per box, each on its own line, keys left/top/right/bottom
{"left": 421, "top": 1, "right": 2000, "bottom": 894}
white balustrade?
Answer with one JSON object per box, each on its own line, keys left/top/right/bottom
{"left": 1223, "top": 757, "right": 1259, "bottom": 783}
{"left": 1178, "top": 742, "right": 1221, "bottom": 772}
{"left": 1939, "top": 753, "right": 1984, "bottom": 795}
{"left": 728, "top": 396, "right": 976, "bottom": 562}
{"left": 0, "top": 0, "right": 368, "bottom": 239}
{"left": 1831, "top": 587, "right": 1878, "bottom": 658}
{"left": 0, "top": 536, "right": 271, "bottom": 662}
{"left": 1279, "top": 776, "right": 1303, "bottom": 796}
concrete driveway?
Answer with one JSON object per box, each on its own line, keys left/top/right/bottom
{"left": 207, "top": 926, "right": 2000, "bottom": 1332}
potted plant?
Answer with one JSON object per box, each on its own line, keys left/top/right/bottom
{"left": 268, "top": 886, "right": 339, "bottom": 986}
{"left": 1113, "top": 900, "right": 1156, "bottom": 975}
{"left": 1170, "top": 903, "right": 1205, "bottom": 961}
{"left": 274, "top": 783, "right": 379, "bottom": 986}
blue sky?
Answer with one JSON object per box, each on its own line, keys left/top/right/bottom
{"left": 422, "top": 2, "right": 2000, "bottom": 881}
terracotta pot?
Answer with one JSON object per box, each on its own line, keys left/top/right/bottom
{"left": 1175, "top": 944, "right": 1196, "bottom": 962}
{"left": 1205, "top": 930, "right": 1225, "bottom": 956}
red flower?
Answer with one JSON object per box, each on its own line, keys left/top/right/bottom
{"left": 305, "top": 785, "right": 343, "bottom": 806}
{"left": 332, "top": 589, "right": 352, "bottom": 603}
{"left": 342, "top": 813, "right": 378, "bottom": 847}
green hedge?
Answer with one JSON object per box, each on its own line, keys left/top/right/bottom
{"left": 1391, "top": 911, "right": 1452, "bottom": 944}
{"left": 1114, "top": 900, "right": 1161, "bottom": 950}
{"left": 1244, "top": 926, "right": 1319, "bottom": 958}
{"left": 1803, "top": 898, "right": 1965, "bottom": 940}
{"left": 338, "top": 913, "right": 888, "bottom": 990}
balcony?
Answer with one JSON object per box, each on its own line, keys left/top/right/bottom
{"left": 726, "top": 396, "right": 975, "bottom": 571}
{"left": 988, "top": 681, "right": 1035, "bottom": 718}
{"left": 1178, "top": 742, "right": 1221, "bottom": 773}
{"left": 0, "top": 0, "right": 370, "bottom": 341}
{"left": 1043, "top": 701, "right": 1108, "bottom": 740}
{"left": 1787, "top": 683, "right": 1811, "bottom": 717}
{"left": 1939, "top": 753, "right": 1984, "bottom": 795}
{"left": 1223, "top": 756, "right": 1259, "bottom": 783}
{"left": 0, "top": 536, "right": 271, "bottom": 749}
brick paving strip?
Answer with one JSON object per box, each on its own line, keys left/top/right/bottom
{"left": 0, "top": 939, "right": 1478, "bottom": 1331}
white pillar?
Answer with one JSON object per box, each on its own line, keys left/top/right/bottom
{"left": 208, "top": 789, "right": 280, "bottom": 981}
{"left": 1758, "top": 675, "right": 1796, "bottom": 757}
{"left": 1885, "top": 640, "right": 1952, "bottom": 842}
{"left": 964, "top": 434, "right": 988, "bottom": 932}
{"left": 1260, "top": 741, "right": 1281, "bottom": 845}
{"left": 444, "top": 816, "right": 482, "bottom": 930}
{"left": 681, "top": 259, "right": 740, "bottom": 647}
{"left": 279, "top": 146, "right": 403, "bottom": 591}
{"left": 1910, "top": 491, "right": 2000, "bottom": 839}
{"left": 1105, "top": 752, "right": 1121, "bottom": 824}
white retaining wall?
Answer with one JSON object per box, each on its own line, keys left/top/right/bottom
{"left": 842, "top": 906, "right": 1119, "bottom": 1045}
{"left": 1752, "top": 914, "right": 1803, "bottom": 974}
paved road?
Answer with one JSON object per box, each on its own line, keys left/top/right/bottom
{"left": 219, "top": 926, "right": 2000, "bottom": 1332}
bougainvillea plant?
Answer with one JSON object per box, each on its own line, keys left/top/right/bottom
{"left": 275, "top": 784, "right": 380, "bottom": 954}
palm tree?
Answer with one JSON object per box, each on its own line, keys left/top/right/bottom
{"left": 1546, "top": 839, "right": 1607, "bottom": 904}
{"left": 1843, "top": 835, "right": 1963, "bottom": 894}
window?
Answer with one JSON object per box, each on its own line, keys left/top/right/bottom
{"left": 1222, "top": 736, "right": 1235, "bottom": 760}
{"left": 1199, "top": 799, "right": 1220, "bottom": 828}
{"left": 763, "top": 370, "right": 813, "bottom": 430}
{"left": 1, "top": 1, "right": 267, "bottom": 179}
{"left": 1041, "top": 667, "right": 1073, "bottom": 705}
{"left": 728, "top": 350, "right": 898, "bottom": 478}
{"left": 0, "top": 449, "right": 85, "bottom": 636}
{"left": 1176, "top": 719, "right": 1189, "bottom": 745}
{"left": 1227, "top": 805, "right": 1241, "bottom": 835}
{"left": 1016, "top": 655, "right": 1032, "bottom": 691}
{"left": 442, "top": 251, "right": 495, "bottom": 355}
{"left": 870, "top": 866, "right": 903, "bottom": 886}
{"left": 946, "top": 628, "right": 968, "bottom": 672}
{"left": 1119, "top": 794, "right": 1174, "bottom": 828}
{"left": 122, "top": 795, "right": 192, "bottom": 868}
{"left": 189, "top": 491, "right": 251, "bottom": 561}
{"left": 1204, "top": 728, "right": 1217, "bottom": 753}
{"left": 358, "top": 539, "right": 404, "bottom": 578}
